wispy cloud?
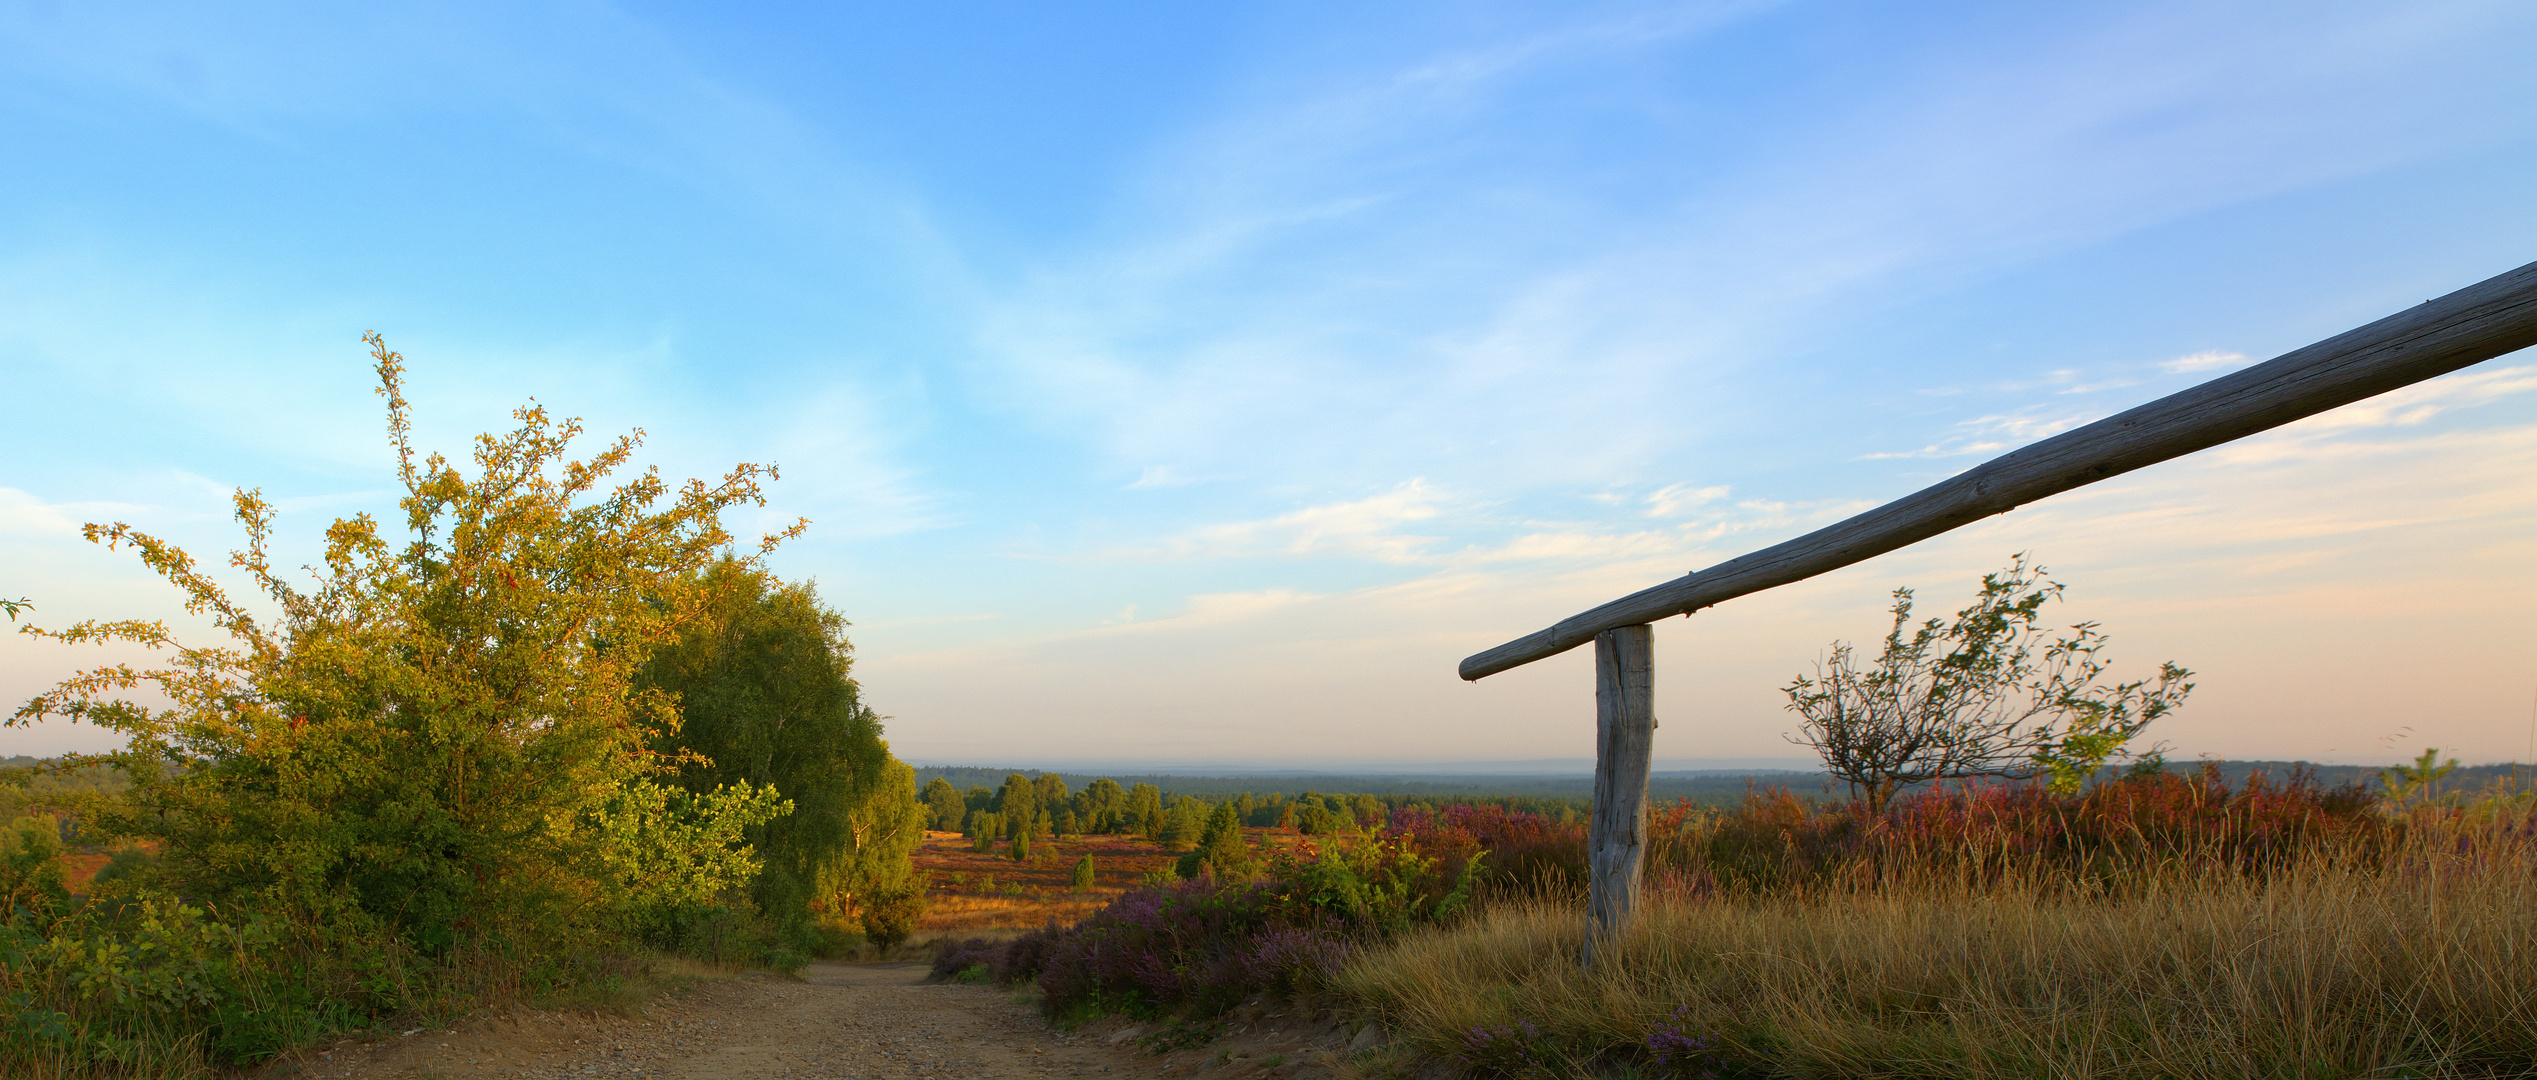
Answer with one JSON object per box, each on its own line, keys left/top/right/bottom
{"left": 1126, "top": 480, "right": 1456, "bottom": 563}
{"left": 1126, "top": 466, "right": 1192, "bottom": 490}
{"left": 0, "top": 488, "right": 133, "bottom": 537}
{"left": 1862, "top": 410, "right": 2095, "bottom": 460}
{"left": 855, "top": 613, "right": 1002, "bottom": 630}
{"left": 1646, "top": 483, "right": 1730, "bottom": 518}
{"left": 2162, "top": 349, "right": 2248, "bottom": 374}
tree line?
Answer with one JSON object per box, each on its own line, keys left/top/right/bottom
{"left": 919, "top": 774, "right": 1590, "bottom": 850}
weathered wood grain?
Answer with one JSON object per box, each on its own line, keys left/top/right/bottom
{"left": 1581, "top": 623, "right": 1654, "bottom": 969}
{"left": 1462, "top": 259, "right": 2537, "bottom": 681}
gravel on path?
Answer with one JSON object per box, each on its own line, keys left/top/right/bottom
{"left": 275, "top": 962, "right": 1366, "bottom": 1080}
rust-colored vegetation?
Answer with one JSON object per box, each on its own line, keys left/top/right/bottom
{"left": 910, "top": 827, "right": 1310, "bottom": 932}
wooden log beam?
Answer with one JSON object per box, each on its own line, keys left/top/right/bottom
{"left": 1462, "top": 259, "right": 2537, "bottom": 681}
{"left": 1581, "top": 623, "right": 1654, "bottom": 970}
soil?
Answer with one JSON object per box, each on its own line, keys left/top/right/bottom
{"left": 264, "top": 962, "right": 1390, "bottom": 1080}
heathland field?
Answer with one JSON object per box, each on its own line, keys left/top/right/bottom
{"left": 7, "top": 345, "right": 2530, "bottom": 1079}
{"left": 907, "top": 826, "right": 1310, "bottom": 934}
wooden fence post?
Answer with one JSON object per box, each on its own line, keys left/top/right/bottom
{"left": 1582, "top": 623, "right": 1654, "bottom": 969}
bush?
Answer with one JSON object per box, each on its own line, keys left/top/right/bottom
{"left": 1673, "top": 763, "right": 2385, "bottom": 896}
{"left": 934, "top": 836, "right": 1478, "bottom": 1021}
{"left": 0, "top": 337, "right": 914, "bottom": 1074}
{"left": 859, "top": 881, "right": 928, "bottom": 951}
{"left": 1387, "top": 803, "right": 1586, "bottom": 901}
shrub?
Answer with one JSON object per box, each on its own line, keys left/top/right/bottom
{"left": 936, "top": 836, "right": 1478, "bottom": 1021}
{"left": 0, "top": 336, "right": 898, "bottom": 1074}
{"left": 1671, "top": 763, "right": 2387, "bottom": 896}
{"left": 858, "top": 881, "right": 928, "bottom": 951}
{"left": 1385, "top": 803, "right": 1585, "bottom": 901}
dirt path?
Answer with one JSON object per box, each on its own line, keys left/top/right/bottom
{"left": 288, "top": 963, "right": 1374, "bottom": 1080}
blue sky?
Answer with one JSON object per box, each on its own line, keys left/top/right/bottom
{"left": 4, "top": 0, "right": 2535, "bottom": 769}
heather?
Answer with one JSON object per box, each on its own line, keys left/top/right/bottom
{"left": 931, "top": 834, "right": 1479, "bottom": 1022}
{"left": 930, "top": 766, "right": 2537, "bottom": 1076}
{"left": 1680, "top": 763, "right": 2388, "bottom": 895}
{"left": 1336, "top": 770, "right": 2537, "bottom": 1078}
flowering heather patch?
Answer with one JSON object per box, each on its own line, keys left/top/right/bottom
{"left": 1644, "top": 1008, "right": 1728, "bottom": 1078}
{"left": 931, "top": 835, "right": 1477, "bottom": 1021}
{"left": 1688, "top": 763, "right": 2389, "bottom": 893}
{"left": 1454, "top": 1020, "right": 1551, "bottom": 1078}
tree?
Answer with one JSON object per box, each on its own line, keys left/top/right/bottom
{"left": 1157, "top": 795, "right": 1208, "bottom": 849}
{"left": 1075, "top": 778, "right": 1125, "bottom": 832}
{"left": 921, "top": 778, "right": 964, "bottom": 832}
{"left": 1177, "top": 802, "right": 1254, "bottom": 880}
{"left": 9, "top": 334, "right": 795, "bottom": 951}
{"left": 1128, "top": 783, "right": 1164, "bottom": 838}
{"left": 637, "top": 558, "right": 908, "bottom": 941}
{"left": 1071, "top": 854, "right": 1097, "bottom": 891}
{"left": 1033, "top": 772, "right": 1069, "bottom": 831}
{"left": 996, "top": 773, "right": 1039, "bottom": 841}
{"left": 1784, "top": 555, "right": 2192, "bottom": 812}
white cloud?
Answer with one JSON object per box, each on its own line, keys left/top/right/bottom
{"left": 1645, "top": 483, "right": 1730, "bottom": 518}
{"left": 0, "top": 488, "right": 85, "bottom": 536}
{"left": 1861, "top": 410, "right": 2095, "bottom": 459}
{"left": 1131, "top": 480, "right": 1455, "bottom": 563}
{"left": 0, "top": 487, "right": 176, "bottom": 537}
{"left": 2162, "top": 349, "right": 2248, "bottom": 374}
{"left": 1126, "top": 466, "right": 1190, "bottom": 490}
{"left": 2276, "top": 364, "right": 2537, "bottom": 434}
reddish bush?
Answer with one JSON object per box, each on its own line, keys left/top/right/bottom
{"left": 1384, "top": 803, "right": 1587, "bottom": 899}
{"left": 1681, "top": 764, "right": 2387, "bottom": 892}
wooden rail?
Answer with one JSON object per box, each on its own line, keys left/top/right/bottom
{"left": 1461, "top": 259, "right": 2537, "bottom": 682}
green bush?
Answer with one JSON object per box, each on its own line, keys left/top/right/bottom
{"left": 859, "top": 881, "right": 929, "bottom": 951}
{"left": 0, "top": 336, "right": 922, "bottom": 1074}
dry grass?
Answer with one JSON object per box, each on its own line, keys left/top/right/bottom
{"left": 910, "top": 828, "right": 1309, "bottom": 933}
{"left": 1335, "top": 808, "right": 2537, "bottom": 1078}
{"left": 915, "top": 893, "right": 1113, "bottom": 934}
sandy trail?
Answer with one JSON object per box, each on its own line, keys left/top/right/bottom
{"left": 289, "top": 962, "right": 1358, "bottom": 1080}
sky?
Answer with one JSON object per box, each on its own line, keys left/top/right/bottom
{"left": 3, "top": 0, "right": 2534, "bottom": 771}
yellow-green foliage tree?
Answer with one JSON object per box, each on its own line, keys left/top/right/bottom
{"left": 10, "top": 334, "right": 793, "bottom": 955}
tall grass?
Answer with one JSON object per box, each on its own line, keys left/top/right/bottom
{"left": 1336, "top": 775, "right": 2537, "bottom": 1078}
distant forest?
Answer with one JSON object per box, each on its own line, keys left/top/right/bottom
{"left": 909, "top": 765, "right": 1814, "bottom": 807}
{"left": 910, "top": 758, "right": 2525, "bottom": 810}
